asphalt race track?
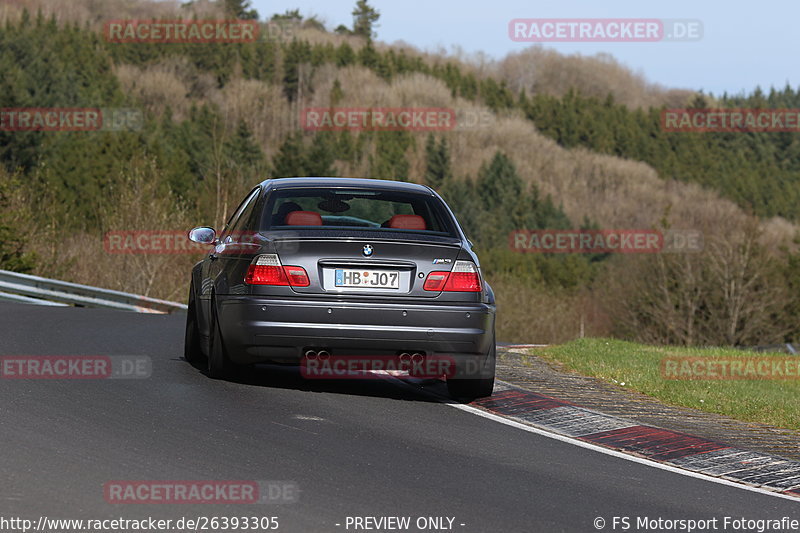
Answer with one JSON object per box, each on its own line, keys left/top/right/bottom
{"left": 0, "top": 302, "right": 797, "bottom": 532}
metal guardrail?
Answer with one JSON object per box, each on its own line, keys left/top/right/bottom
{"left": 0, "top": 270, "right": 186, "bottom": 314}
{"left": 746, "top": 343, "right": 798, "bottom": 355}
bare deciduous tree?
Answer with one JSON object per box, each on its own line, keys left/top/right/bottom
{"left": 603, "top": 219, "right": 791, "bottom": 346}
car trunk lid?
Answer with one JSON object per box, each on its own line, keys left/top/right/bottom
{"left": 269, "top": 234, "right": 462, "bottom": 298}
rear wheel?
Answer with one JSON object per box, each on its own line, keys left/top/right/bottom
{"left": 207, "top": 298, "right": 238, "bottom": 379}
{"left": 447, "top": 339, "right": 496, "bottom": 401}
{"left": 184, "top": 288, "right": 206, "bottom": 368}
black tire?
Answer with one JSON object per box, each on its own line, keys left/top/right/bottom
{"left": 184, "top": 301, "right": 207, "bottom": 368}
{"left": 447, "top": 340, "right": 496, "bottom": 401}
{"left": 184, "top": 282, "right": 207, "bottom": 367}
{"left": 207, "top": 298, "right": 237, "bottom": 379}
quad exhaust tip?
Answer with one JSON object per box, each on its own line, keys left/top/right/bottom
{"left": 304, "top": 349, "right": 331, "bottom": 360}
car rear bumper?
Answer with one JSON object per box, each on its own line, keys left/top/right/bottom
{"left": 216, "top": 295, "right": 495, "bottom": 365}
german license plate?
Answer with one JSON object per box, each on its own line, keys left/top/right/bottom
{"left": 335, "top": 269, "right": 399, "bottom": 289}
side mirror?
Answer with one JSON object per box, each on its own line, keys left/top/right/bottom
{"left": 188, "top": 226, "right": 216, "bottom": 245}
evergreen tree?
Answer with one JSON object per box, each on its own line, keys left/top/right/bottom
{"left": 271, "top": 132, "right": 307, "bottom": 177}
{"left": 223, "top": 0, "right": 259, "bottom": 20}
{"left": 305, "top": 132, "right": 338, "bottom": 176}
{"left": 358, "top": 40, "right": 381, "bottom": 70}
{"left": 0, "top": 172, "right": 35, "bottom": 272}
{"left": 370, "top": 132, "right": 412, "bottom": 181}
{"left": 424, "top": 135, "right": 452, "bottom": 190}
{"left": 351, "top": 0, "right": 380, "bottom": 39}
{"left": 339, "top": 132, "right": 359, "bottom": 163}
{"left": 224, "top": 120, "right": 266, "bottom": 177}
{"left": 271, "top": 9, "right": 302, "bottom": 23}
{"left": 330, "top": 79, "right": 344, "bottom": 105}
{"left": 477, "top": 152, "right": 523, "bottom": 210}
{"left": 168, "top": 104, "right": 226, "bottom": 190}
{"left": 335, "top": 43, "right": 356, "bottom": 66}
{"left": 282, "top": 40, "right": 312, "bottom": 102}
{"left": 439, "top": 177, "right": 480, "bottom": 240}
{"left": 243, "top": 39, "right": 277, "bottom": 82}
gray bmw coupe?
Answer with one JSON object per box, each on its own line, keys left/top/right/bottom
{"left": 184, "top": 177, "right": 496, "bottom": 399}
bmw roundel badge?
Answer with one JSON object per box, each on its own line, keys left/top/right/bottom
{"left": 362, "top": 244, "right": 374, "bottom": 257}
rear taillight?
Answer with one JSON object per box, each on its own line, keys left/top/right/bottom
{"left": 423, "top": 272, "right": 449, "bottom": 291}
{"left": 245, "top": 254, "right": 309, "bottom": 287}
{"left": 283, "top": 266, "right": 310, "bottom": 287}
{"left": 423, "top": 261, "right": 482, "bottom": 292}
{"left": 245, "top": 254, "right": 287, "bottom": 285}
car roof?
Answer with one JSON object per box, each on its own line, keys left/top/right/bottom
{"left": 259, "top": 177, "right": 434, "bottom": 194}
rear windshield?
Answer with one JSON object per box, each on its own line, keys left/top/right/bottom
{"left": 260, "top": 187, "right": 457, "bottom": 237}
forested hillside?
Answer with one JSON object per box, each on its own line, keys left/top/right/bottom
{"left": 1, "top": 0, "right": 799, "bottom": 346}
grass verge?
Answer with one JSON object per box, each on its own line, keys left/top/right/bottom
{"left": 534, "top": 338, "right": 800, "bottom": 431}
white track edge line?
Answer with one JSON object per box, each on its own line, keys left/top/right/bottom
{"left": 448, "top": 401, "right": 800, "bottom": 503}
{"left": 380, "top": 374, "right": 799, "bottom": 503}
